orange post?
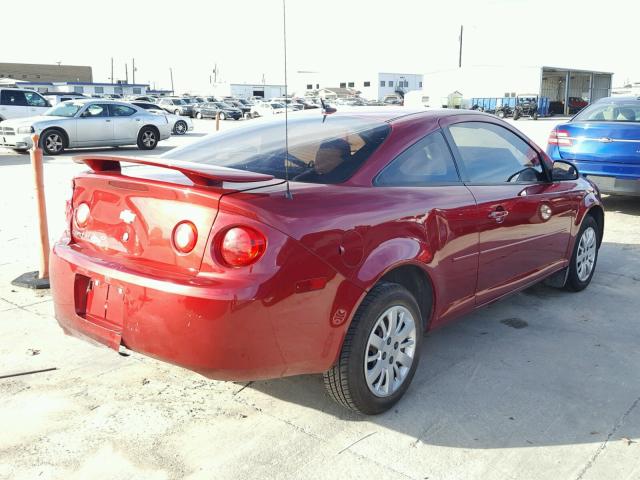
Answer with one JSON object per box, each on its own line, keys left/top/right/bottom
{"left": 12, "top": 134, "right": 51, "bottom": 289}
{"left": 31, "top": 134, "right": 50, "bottom": 279}
{"left": 216, "top": 111, "right": 220, "bottom": 131}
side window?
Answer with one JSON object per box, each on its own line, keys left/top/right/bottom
{"left": 110, "top": 105, "right": 136, "bottom": 116}
{"left": 1, "top": 89, "right": 27, "bottom": 106}
{"left": 375, "top": 131, "right": 461, "bottom": 186}
{"left": 83, "top": 104, "right": 109, "bottom": 117}
{"left": 24, "top": 91, "right": 48, "bottom": 107}
{"left": 448, "top": 122, "right": 544, "bottom": 184}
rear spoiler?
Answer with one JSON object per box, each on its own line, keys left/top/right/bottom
{"left": 72, "top": 155, "right": 274, "bottom": 187}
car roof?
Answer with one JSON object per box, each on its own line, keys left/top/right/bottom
{"left": 597, "top": 96, "right": 640, "bottom": 103}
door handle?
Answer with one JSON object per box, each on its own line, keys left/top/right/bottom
{"left": 488, "top": 208, "right": 509, "bottom": 223}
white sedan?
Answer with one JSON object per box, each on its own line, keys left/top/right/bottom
{"left": 250, "top": 101, "right": 286, "bottom": 118}
{"left": 0, "top": 99, "right": 171, "bottom": 155}
{"left": 131, "top": 101, "right": 194, "bottom": 135}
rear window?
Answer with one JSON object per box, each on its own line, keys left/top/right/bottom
{"left": 573, "top": 101, "right": 640, "bottom": 122}
{"left": 162, "top": 114, "right": 390, "bottom": 184}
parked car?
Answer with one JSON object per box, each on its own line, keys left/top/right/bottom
{"left": 50, "top": 109, "right": 603, "bottom": 415}
{"left": 568, "top": 96, "right": 589, "bottom": 114}
{"left": 193, "top": 102, "right": 243, "bottom": 120}
{"left": 547, "top": 95, "right": 640, "bottom": 196}
{"left": 0, "top": 99, "right": 171, "bottom": 154}
{"left": 157, "top": 97, "right": 194, "bottom": 117}
{"left": 130, "top": 96, "right": 158, "bottom": 103}
{"left": 131, "top": 101, "right": 193, "bottom": 135}
{"left": 0, "top": 88, "right": 51, "bottom": 122}
{"left": 43, "top": 92, "right": 88, "bottom": 106}
{"left": 250, "top": 101, "right": 286, "bottom": 117}
{"left": 223, "top": 99, "right": 252, "bottom": 117}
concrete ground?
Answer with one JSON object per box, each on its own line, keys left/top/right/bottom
{"left": 1, "top": 115, "right": 639, "bottom": 480}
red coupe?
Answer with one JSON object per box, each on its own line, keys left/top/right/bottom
{"left": 51, "top": 109, "right": 604, "bottom": 414}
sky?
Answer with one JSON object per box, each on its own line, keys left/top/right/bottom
{"left": 2, "top": 0, "right": 638, "bottom": 93}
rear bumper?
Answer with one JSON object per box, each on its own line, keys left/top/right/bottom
{"left": 50, "top": 240, "right": 359, "bottom": 381}
{"left": 547, "top": 148, "right": 640, "bottom": 195}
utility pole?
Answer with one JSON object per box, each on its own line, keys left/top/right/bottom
{"left": 458, "top": 25, "right": 463, "bottom": 68}
{"left": 132, "top": 58, "right": 136, "bottom": 84}
{"left": 170, "top": 68, "right": 175, "bottom": 94}
{"left": 110, "top": 57, "right": 114, "bottom": 83}
{"left": 213, "top": 64, "right": 218, "bottom": 83}
{"left": 125, "top": 63, "right": 129, "bottom": 83}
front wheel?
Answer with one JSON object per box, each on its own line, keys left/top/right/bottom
{"left": 323, "top": 282, "right": 422, "bottom": 415}
{"left": 219, "top": 112, "right": 226, "bottom": 120}
{"left": 137, "top": 127, "right": 158, "bottom": 150}
{"left": 40, "top": 129, "right": 66, "bottom": 155}
{"left": 565, "top": 215, "right": 599, "bottom": 291}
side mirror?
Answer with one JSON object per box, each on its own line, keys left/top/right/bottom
{"left": 552, "top": 160, "right": 579, "bottom": 181}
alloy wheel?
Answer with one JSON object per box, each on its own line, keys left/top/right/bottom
{"left": 142, "top": 131, "right": 156, "bottom": 148}
{"left": 364, "top": 305, "right": 417, "bottom": 397}
{"left": 576, "top": 226, "right": 597, "bottom": 282}
{"left": 45, "top": 133, "right": 63, "bottom": 153}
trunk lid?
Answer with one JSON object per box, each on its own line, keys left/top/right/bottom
{"left": 556, "top": 122, "right": 640, "bottom": 164}
{"left": 70, "top": 155, "right": 276, "bottom": 276}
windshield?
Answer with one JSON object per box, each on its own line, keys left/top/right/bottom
{"left": 573, "top": 101, "right": 640, "bottom": 122}
{"left": 161, "top": 114, "right": 390, "bottom": 184}
{"left": 45, "top": 102, "right": 83, "bottom": 117}
{"left": 271, "top": 103, "right": 285, "bottom": 108}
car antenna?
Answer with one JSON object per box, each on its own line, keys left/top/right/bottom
{"left": 282, "top": 0, "right": 293, "bottom": 200}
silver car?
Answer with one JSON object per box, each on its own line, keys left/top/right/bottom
{"left": 0, "top": 99, "right": 172, "bottom": 155}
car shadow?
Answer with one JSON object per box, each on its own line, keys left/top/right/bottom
{"left": 246, "top": 240, "right": 640, "bottom": 449}
{"left": 603, "top": 194, "right": 640, "bottom": 215}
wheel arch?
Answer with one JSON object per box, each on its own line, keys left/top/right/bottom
{"left": 586, "top": 205, "right": 604, "bottom": 247}
{"left": 139, "top": 124, "right": 160, "bottom": 137}
{"left": 372, "top": 263, "right": 435, "bottom": 332}
{"left": 41, "top": 126, "right": 70, "bottom": 147}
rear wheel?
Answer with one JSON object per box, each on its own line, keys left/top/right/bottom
{"left": 40, "top": 129, "right": 66, "bottom": 155}
{"left": 323, "top": 282, "right": 422, "bottom": 415}
{"left": 565, "top": 215, "right": 599, "bottom": 292}
{"left": 195, "top": 112, "right": 203, "bottom": 119}
{"left": 137, "top": 127, "right": 158, "bottom": 150}
{"left": 219, "top": 112, "right": 226, "bottom": 120}
{"left": 173, "top": 120, "right": 188, "bottom": 135}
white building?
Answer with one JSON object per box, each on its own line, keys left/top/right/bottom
{"left": 3, "top": 79, "right": 149, "bottom": 97}
{"left": 211, "top": 82, "right": 287, "bottom": 100}
{"left": 295, "top": 71, "right": 423, "bottom": 100}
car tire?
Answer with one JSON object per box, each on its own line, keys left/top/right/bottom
{"left": 565, "top": 215, "right": 599, "bottom": 292}
{"left": 497, "top": 110, "right": 505, "bottom": 118}
{"left": 513, "top": 111, "right": 521, "bottom": 120}
{"left": 219, "top": 112, "right": 226, "bottom": 120}
{"left": 195, "top": 112, "right": 203, "bottom": 119}
{"left": 173, "top": 120, "right": 188, "bottom": 135}
{"left": 323, "top": 282, "right": 423, "bottom": 415}
{"left": 40, "top": 129, "right": 66, "bottom": 155}
{"left": 137, "top": 127, "right": 158, "bottom": 150}
{"left": 174, "top": 109, "right": 181, "bottom": 115}
{"left": 533, "top": 112, "right": 539, "bottom": 120}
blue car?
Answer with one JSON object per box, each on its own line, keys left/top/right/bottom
{"left": 547, "top": 96, "right": 640, "bottom": 196}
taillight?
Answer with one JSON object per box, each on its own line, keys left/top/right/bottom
{"left": 172, "top": 221, "right": 198, "bottom": 253}
{"left": 74, "top": 202, "right": 90, "bottom": 228}
{"left": 548, "top": 129, "right": 572, "bottom": 147}
{"left": 217, "top": 226, "right": 266, "bottom": 267}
